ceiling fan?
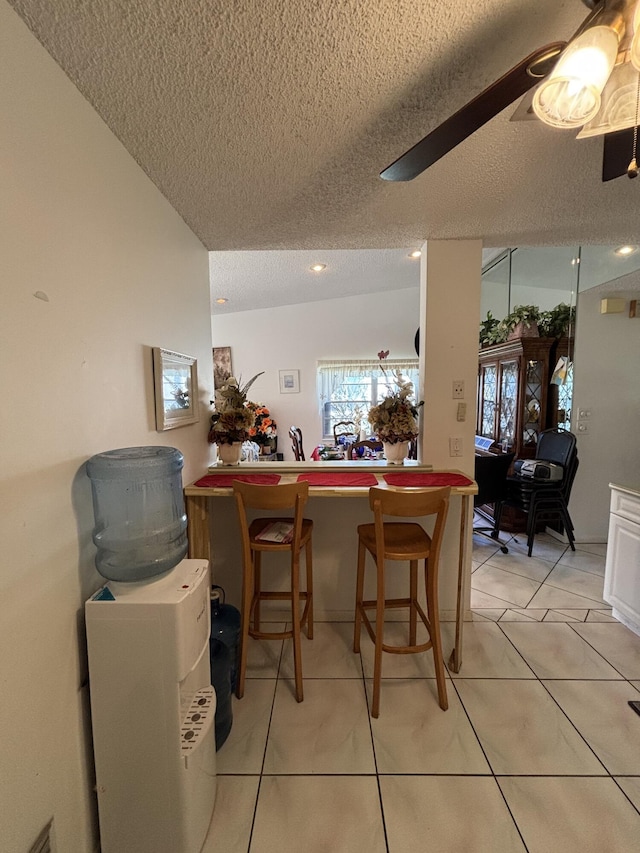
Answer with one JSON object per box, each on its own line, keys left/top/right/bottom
{"left": 380, "top": 0, "right": 640, "bottom": 183}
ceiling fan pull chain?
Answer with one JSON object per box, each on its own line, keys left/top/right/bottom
{"left": 627, "top": 71, "right": 640, "bottom": 179}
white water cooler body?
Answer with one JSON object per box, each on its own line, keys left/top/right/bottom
{"left": 85, "top": 558, "right": 217, "bottom": 853}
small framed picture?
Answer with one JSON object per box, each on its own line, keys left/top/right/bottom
{"left": 152, "top": 347, "right": 199, "bottom": 430}
{"left": 213, "top": 346, "right": 232, "bottom": 390}
{"left": 279, "top": 369, "right": 300, "bottom": 394}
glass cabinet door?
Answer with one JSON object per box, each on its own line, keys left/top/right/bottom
{"left": 498, "top": 360, "right": 518, "bottom": 448}
{"left": 523, "top": 358, "right": 544, "bottom": 448}
{"left": 479, "top": 363, "right": 498, "bottom": 437}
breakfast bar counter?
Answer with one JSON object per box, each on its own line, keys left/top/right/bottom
{"left": 184, "top": 460, "right": 477, "bottom": 672}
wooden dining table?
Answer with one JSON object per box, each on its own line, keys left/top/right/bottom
{"left": 184, "top": 460, "right": 478, "bottom": 672}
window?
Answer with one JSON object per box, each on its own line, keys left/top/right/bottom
{"left": 317, "top": 358, "right": 419, "bottom": 438}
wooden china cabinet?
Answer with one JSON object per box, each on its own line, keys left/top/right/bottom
{"left": 476, "top": 334, "right": 572, "bottom": 531}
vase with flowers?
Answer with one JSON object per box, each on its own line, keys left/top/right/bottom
{"left": 367, "top": 349, "right": 422, "bottom": 464}
{"left": 208, "top": 372, "right": 263, "bottom": 465}
{"left": 246, "top": 402, "right": 278, "bottom": 455}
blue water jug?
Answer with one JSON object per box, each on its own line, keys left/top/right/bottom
{"left": 210, "top": 585, "right": 241, "bottom": 692}
{"left": 86, "top": 446, "right": 188, "bottom": 582}
{"left": 209, "top": 638, "right": 233, "bottom": 750}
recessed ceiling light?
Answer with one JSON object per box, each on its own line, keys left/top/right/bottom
{"left": 615, "top": 245, "right": 636, "bottom": 256}
{"left": 215, "top": 297, "right": 228, "bottom": 304}
{"left": 409, "top": 250, "right": 422, "bottom": 258}
{"left": 310, "top": 263, "right": 326, "bottom": 272}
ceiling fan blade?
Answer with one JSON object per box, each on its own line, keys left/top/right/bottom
{"left": 380, "top": 42, "right": 567, "bottom": 182}
{"left": 602, "top": 128, "right": 635, "bottom": 181}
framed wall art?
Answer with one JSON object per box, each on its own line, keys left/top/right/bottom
{"left": 152, "top": 347, "right": 199, "bottom": 431}
{"left": 213, "top": 346, "right": 232, "bottom": 390}
{"left": 279, "top": 369, "right": 300, "bottom": 394}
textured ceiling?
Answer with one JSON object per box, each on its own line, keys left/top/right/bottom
{"left": 8, "top": 0, "right": 640, "bottom": 311}
{"left": 9, "top": 0, "right": 638, "bottom": 253}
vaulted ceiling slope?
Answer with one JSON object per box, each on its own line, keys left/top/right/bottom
{"left": 7, "top": 0, "right": 640, "bottom": 250}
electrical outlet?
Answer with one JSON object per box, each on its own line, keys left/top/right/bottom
{"left": 456, "top": 401, "right": 466, "bottom": 421}
{"left": 452, "top": 380, "right": 464, "bottom": 399}
{"left": 577, "top": 422, "right": 590, "bottom": 433}
{"left": 578, "top": 408, "right": 591, "bottom": 419}
{"left": 449, "top": 437, "right": 463, "bottom": 456}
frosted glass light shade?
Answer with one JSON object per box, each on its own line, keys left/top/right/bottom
{"left": 631, "top": 1, "right": 640, "bottom": 71}
{"left": 577, "top": 61, "right": 640, "bottom": 137}
{"left": 533, "top": 26, "right": 619, "bottom": 129}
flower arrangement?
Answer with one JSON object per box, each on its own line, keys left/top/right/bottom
{"left": 246, "top": 402, "right": 277, "bottom": 446}
{"left": 367, "top": 350, "right": 423, "bottom": 444}
{"left": 208, "top": 372, "right": 263, "bottom": 445}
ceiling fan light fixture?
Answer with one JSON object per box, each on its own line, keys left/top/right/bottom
{"left": 630, "top": 1, "right": 640, "bottom": 69}
{"left": 532, "top": 25, "right": 620, "bottom": 128}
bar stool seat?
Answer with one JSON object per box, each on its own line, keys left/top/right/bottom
{"left": 233, "top": 480, "right": 313, "bottom": 702}
{"left": 354, "top": 486, "right": 451, "bottom": 718}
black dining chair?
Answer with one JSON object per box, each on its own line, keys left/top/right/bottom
{"left": 495, "top": 429, "right": 578, "bottom": 557}
{"left": 333, "top": 421, "right": 357, "bottom": 444}
{"left": 289, "top": 426, "right": 305, "bottom": 461}
{"left": 473, "top": 452, "right": 515, "bottom": 554}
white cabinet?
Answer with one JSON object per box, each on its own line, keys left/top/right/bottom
{"left": 604, "top": 484, "right": 640, "bottom": 637}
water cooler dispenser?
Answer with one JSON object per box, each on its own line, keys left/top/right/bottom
{"left": 84, "top": 448, "right": 217, "bottom": 852}
{"left": 85, "top": 559, "right": 217, "bottom": 853}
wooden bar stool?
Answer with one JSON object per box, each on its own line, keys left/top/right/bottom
{"left": 233, "top": 480, "right": 314, "bottom": 702}
{"left": 353, "top": 486, "right": 451, "bottom": 718}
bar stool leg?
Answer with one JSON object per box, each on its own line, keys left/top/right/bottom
{"left": 305, "top": 538, "right": 314, "bottom": 640}
{"left": 254, "top": 553, "right": 262, "bottom": 632}
{"left": 409, "top": 558, "right": 418, "bottom": 647}
{"left": 236, "top": 552, "right": 254, "bottom": 700}
{"left": 371, "top": 551, "right": 385, "bottom": 719}
{"left": 291, "top": 551, "right": 303, "bottom": 702}
{"left": 353, "top": 539, "right": 366, "bottom": 653}
{"left": 425, "top": 556, "right": 448, "bottom": 711}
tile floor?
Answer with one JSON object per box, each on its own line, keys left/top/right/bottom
{"left": 202, "top": 530, "right": 640, "bottom": 852}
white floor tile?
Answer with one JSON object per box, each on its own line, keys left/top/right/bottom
{"left": 359, "top": 620, "right": 445, "bottom": 679}
{"left": 251, "top": 776, "right": 386, "bottom": 853}
{"left": 243, "top": 623, "right": 285, "bottom": 679}
{"left": 550, "top": 609, "right": 588, "bottom": 621}
{"left": 368, "top": 678, "right": 490, "bottom": 774}
{"left": 380, "top": 776, "right": 526, "bottom": 852}
{"left": 499, "top": 608, "right": 543, "bottom": 622}
{"left": 454, "top": 679, "right": 606, "bottom": 775}
{"left": 216, "top": 681, "right": 276, "bottom": 774}
{"left": 544, "top": 563, "right": 606, "bottom": 604}
{"left": 472, "top": 563, "right": 541, "bottom": 608}
{"left": 543, "top": 679, "right": 640, "bottom": 774}
{"left": 484, "top": 550, "right": 555, "bottom": 583}
{"left": 201, "top": 776, "right": 258, "bottom": 853}
{"left": 558, "top": 548, "right": 607, "bottom": 576}
{"left": 470, "top": 588, "right": 514, "bottom": 609}
{"left": 470, "top": 608, "right": 506, "bottom": 621}
{"left": 585, "top": 609, "right": 616, "bottom": 622}
{"left": 508, "top": 533, "right": 567, "bottom": 562}
{"left": 263, "top": 679, "right": 375, "bottom": 774}
{"left": 571, "top": 622, "right": 640, "bottom": 679}
{"left": 575, "top": 542, "right": 608, "bottom": 557}
{"left": 526, "top": 583, "right": 612, "bottom": 611}
{"left": 498, "top": 776, "right": 640, "bottom": 853}
{"left": 442, "top": 621, "right": 535, "bottom": 679}
{"left": 280, "top": 621, "right": 362, "bottom": 679}
{"left": 499, "top": 622, "right": 622, "bottom": 679}
{"left": 615, "top": 776, "right": 640, "bottom": 811}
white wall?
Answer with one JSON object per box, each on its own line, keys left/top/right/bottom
{"left": 571, "top": 287, "right": 640, "bottom": 540}
{"left": 211, "top": 288, "right": 420, "bottom": 458}
{"left": 0, "top": 4, "right": 212, "bottom": 851}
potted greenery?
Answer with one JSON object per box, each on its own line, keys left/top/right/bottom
{"left": 479, "top": 311, "right": 501, "bottom": 347}
{"left": 503, "top": 305, "right": 540, "bottom": 340}
{"left": 538, "top": 303, "right": 576, "bottom": 338}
